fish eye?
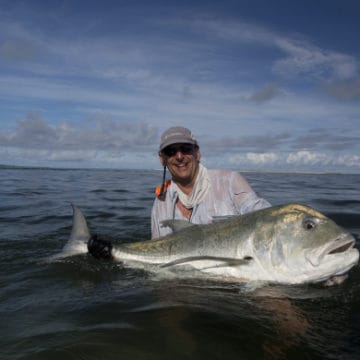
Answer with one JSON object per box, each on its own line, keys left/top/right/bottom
{"left": 303, "top": 218, "right": 317, "bottom": 230}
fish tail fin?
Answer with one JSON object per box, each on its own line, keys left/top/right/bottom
{"left": 55, "top": 204, "right": 91, "bottom": 258}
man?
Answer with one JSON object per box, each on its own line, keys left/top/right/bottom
{"left": 151, "top": 126, "right": 271, "bottom": 238}
{"left": 88, "top": 126, "right": 270, "bottom": 258}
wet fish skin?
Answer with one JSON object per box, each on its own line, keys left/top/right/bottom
{"left": 63, "top": 203, "right": 359, "bottom": 285}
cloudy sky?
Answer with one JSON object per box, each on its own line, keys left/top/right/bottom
{"left": 1, "top": 0, "right": 359, "bottom": 172}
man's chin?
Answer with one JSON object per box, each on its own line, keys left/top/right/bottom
{"left": 171, "top": 165, "right": 190, "bottom": 176}
{"left": 172, "top": 171, "right": 192, "bottom": 184}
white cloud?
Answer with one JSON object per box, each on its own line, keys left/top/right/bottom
{"left": 191, "top": 18, "right": 359, "bottom": 82}
{"left": 273, "top": 38, "right": 358, "bottom": 80}
{"left": 228, "top": 152, "right": 279, "bottom": 167}
{"left": 286, "top": 151, "right": 360, "bottom": 169}
{"left": 224, "top": 150, "right": 359, "bottom": 172}
{"left": 286, "top": 150, "right": 328, "bottom": 165}
{"left": 333, "top": 154, "right": 360, "bottom": 168}
{"left": 0, "top": 146, "right": 159, "bottom": 169}
{"left": 246, "top": 152, "right": 279, "bottom": 165}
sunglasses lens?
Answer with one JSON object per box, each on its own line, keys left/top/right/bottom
{"left": 180, "top": 145, "right": 194, "bottom": 154}
{"left": 163, "top": 144, "right": 194, "bottom": 157}
{"left": 163, "top": 147, "right": 176, "bottom": 157}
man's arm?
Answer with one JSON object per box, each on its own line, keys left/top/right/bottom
{"left": 151, "top": 199, "right": 161, "bottom": 239}
{"left": 230, "top": 171, "right": 271, "bottom": 214}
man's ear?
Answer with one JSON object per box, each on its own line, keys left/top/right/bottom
{"left": 159, "top": 153, "right": 166, "bottom": 166}
{"left": 195, "top": 149, "right": 201, "bottom": 161}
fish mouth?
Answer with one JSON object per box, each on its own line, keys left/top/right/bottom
{"left": 306, "top": 233, "right": 356, "bottom": 267}
{"left": 327, "top": 234, "right": 355, "bottom": 255}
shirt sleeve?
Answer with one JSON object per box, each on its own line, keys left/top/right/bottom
{"left": 229, "top": 171, "right": 271, "bottom": 214}
{"left": 151, "top": 199, "right": 161, "bottom": 239}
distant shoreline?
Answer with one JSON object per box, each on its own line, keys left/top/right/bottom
{"left": 0, "top": 164, "right": 356, "bottom": 175}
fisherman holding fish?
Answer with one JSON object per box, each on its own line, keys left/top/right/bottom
{"left": 152, "top": 126, "right": 271, "bottom": 238}
{"left": 69, "top": 126, "right": 358, "bottom": 286}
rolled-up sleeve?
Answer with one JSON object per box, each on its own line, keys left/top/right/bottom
{"left": 151, "top": 200, "right": 161, "bottom": 239}
{"left": 229, "top": 172, "right": 271, "bottom": 214}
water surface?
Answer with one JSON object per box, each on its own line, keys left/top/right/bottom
{"left": 1, "top": 168, "right": 359, "bottom": 359}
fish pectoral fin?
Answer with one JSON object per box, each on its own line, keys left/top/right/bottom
{"left": 212, "top": 215, "right": 237, "bottom": 222}
{"left": 160, "top": 256, "right": 253, "bottom": 268}
{"left": 161, "top": 220, "right": 196, "bottom": 232}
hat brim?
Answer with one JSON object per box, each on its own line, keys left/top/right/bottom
{"left": 160, "top": 137, "right": 197, "bottom": 151}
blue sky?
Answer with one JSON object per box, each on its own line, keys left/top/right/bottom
{"left": 0, "top": 0, "right": 359, "bottom": 172}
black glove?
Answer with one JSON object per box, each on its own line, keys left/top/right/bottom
{"left": 87, "top": 234, "right": 113, "bottom": 260}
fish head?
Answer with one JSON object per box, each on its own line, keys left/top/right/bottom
{"left": 257, "top": 204, "right": 359, "bottom": 284}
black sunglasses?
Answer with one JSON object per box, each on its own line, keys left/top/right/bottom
{"left": 162, "top": 144, "right": 196, "bottom": 157}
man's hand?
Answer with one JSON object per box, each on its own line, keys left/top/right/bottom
{"left": 87, "top": 234, "right": 113, "bottom": 260}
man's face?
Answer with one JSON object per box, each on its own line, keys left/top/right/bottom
{"left": 160, "top": 143, "right": 201, "bottom": 186}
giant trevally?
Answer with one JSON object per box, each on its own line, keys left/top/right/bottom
{"left": 59, "top": 203, "right": 359, "bottom": 285}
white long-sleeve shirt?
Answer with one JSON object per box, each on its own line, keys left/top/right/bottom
{"left": 151, "top": 169, "right": 271, "bottom": 238}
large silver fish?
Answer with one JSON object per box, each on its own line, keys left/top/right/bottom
{"left": 60, "top": 203, "right": 359, "bottom": 285}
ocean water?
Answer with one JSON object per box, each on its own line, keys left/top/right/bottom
{"left": 1, "top": 168, "right": 360, "bottom": 359}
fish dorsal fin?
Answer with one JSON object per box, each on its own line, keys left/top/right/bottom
{"left": 161, "top": 219, "right": 196, "bottom": 232}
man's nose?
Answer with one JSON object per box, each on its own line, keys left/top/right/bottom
{"left": 175, "top": 150, "right": 184, "bottom": 160}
